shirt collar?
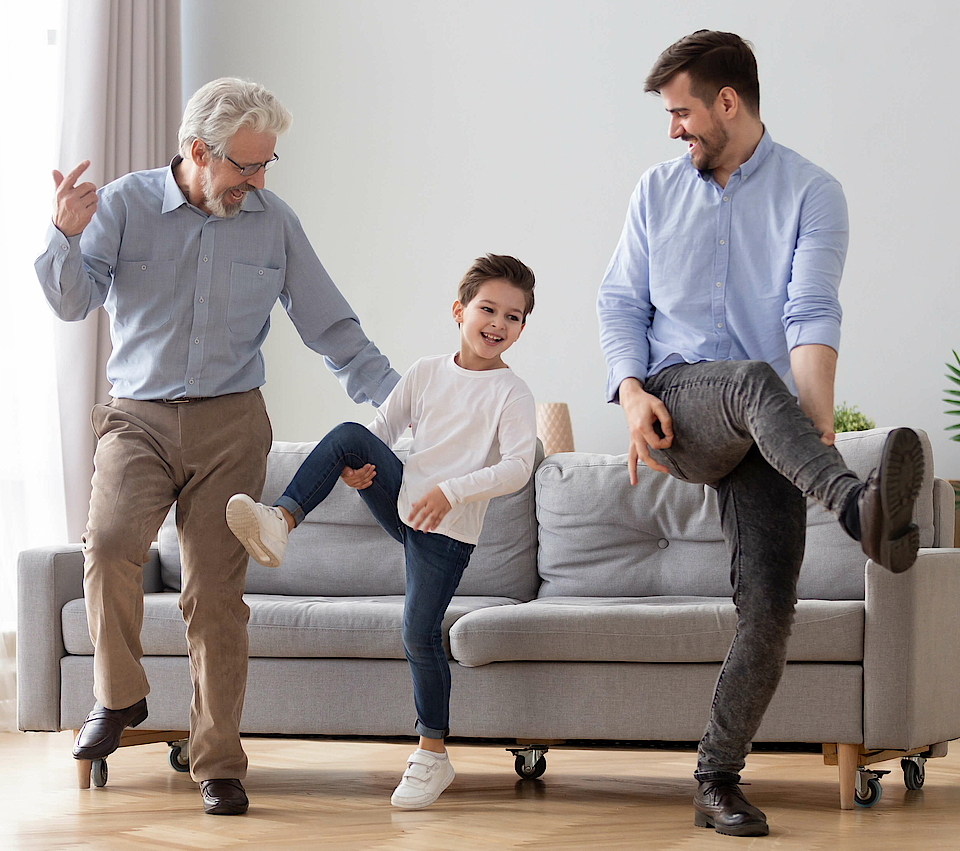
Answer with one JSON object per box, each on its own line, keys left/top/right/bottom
{"left": 162, "top": 154, "right": 266, "bottom": 215}
{"left": 162, "top": 156, "right": 188, "bottom": 213}
{"left": 738, "top": 128, "right": 773, "bottom": 181}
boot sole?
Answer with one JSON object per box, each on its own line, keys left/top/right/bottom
{"left": 226, "top": 496, "right": 283, "bottom": 568}
{"left": 694, "top": 809, "right": 769, "bottom": 837}
{"left": 878, "top": 428, "right": 924, "bottom": 574}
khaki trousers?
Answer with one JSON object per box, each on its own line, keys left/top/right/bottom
{"left": 82, "top": 390, "right": 272, "bottom": 781}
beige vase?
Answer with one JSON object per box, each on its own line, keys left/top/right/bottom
{"left": 536, "top": 402, "right": 575, "bottom": 456}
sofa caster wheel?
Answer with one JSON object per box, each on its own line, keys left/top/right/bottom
{"left": 902, "top": 757, "right": 925, "bottom": 790}
{"left": 514, "top": 754, "right": 546, "bottom": 779}
{"left": 854, "top": 768, "right": 887, "bottom": 807}
{"left": 168, "top": 741, "right": 190, "bottom": 773}
{"left": 91, "top": 758, "right": 108, "bottom": 788}
{"left": 510, "top": 746, "right": 548, "bottom": 780}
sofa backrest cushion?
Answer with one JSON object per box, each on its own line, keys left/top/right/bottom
{"left": 535, "top": 427, "right": 935, "bottom": 601}
{"left": 160, "top": 437, "right": 542, "bottom": 601}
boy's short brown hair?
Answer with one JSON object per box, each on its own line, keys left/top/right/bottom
{"left": 458, "top": 254, "right": 535, "bottom": 322}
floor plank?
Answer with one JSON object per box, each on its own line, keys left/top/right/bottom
{"left": 1, "top": 732, "right": 957, "bottom": 849}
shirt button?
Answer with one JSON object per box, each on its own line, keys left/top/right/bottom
{"left": 141, "top": 264, "right": 147, "bottom": 270}
{"left": 189, "top": 379, "right": 195, "bottom": 385}
{"left": 61, "top": 244, "right": 69, "bottom": 251}
{"left": 203, "top": 256, "right": 208, "bottom": 263}
{"left": 723, "top": 196, "right": 729, "bottom": 202}
{"left": 719, "top": 239, "right": 725, "bottom": 245}
{"left": 258, "top": 269, "right": 264, "bottom": 275}
{"left": 198, "top": 297, "right": 204, "bottom": 303}
{"left": 716, "top": 282, "right": 722, "bottom": 288}
{"left": 194, "top": 338, "right": 199, "bottom": 345}
{"left": 717, "top": 323, "right": 724, "bottom": 329}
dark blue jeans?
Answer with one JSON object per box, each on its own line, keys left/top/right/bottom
{"left": 275, "top": 422, "right": 474, "bottom": 739}
{"left": 643, "top": 361, "right": 862, "bottom": 780}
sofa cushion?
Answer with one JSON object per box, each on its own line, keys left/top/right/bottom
{"left": 159, "top": 438, "right": 542, "bottom": 601}
{"left": 535, "top": 428, "right": 935, "bottom": 601}
{"left": 450, "top": 597, "right": 864, "bottom": 667}
{"left": 62, "top": 592, "right": 517, "bottom": 660}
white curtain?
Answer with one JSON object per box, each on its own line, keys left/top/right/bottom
{"left": 56, "top": 0, "right": 182, "bottom": 541}
{"left": 0, "top": 0, "right": 181, "bottom": 732}
{"left": 1, "top": 0, "right": 69, "bottom": 735}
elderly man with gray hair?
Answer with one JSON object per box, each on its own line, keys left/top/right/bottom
{"left": 35, "top": 78, "right": 400, "bottom": 815}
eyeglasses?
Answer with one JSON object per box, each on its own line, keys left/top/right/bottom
{"left": 221, "top": 152, "right": 279, "bottom": 177}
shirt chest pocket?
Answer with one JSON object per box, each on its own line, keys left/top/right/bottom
{"left": 227, "top": 262, "right": 284, "bottom": 337}
{"left": 111, "top": 259, "right": 177, "bottom": 331}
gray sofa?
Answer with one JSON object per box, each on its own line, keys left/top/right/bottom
{"left": 18, "top": 427, "right": 960, "bottom": 808}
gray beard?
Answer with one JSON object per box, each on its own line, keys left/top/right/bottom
{"left": 200, "top": 170, "right": 244, "bottom": 218}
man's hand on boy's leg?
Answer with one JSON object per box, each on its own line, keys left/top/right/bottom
{"left": 341, "top": 464, "right": 376, "bottom": 490}
{"left": 407, "top": 486, "right": 452, "bottom": 533}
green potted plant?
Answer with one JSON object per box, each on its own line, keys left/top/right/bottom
{"left": 946, "top": 350, "right": 960, "bottom": 446}
{"left": 833, "top": 402, "right": 875, "bottom": 434}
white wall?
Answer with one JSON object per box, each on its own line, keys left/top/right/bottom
{"left": 182, "top": 0, "right": 959, "bottom": 478}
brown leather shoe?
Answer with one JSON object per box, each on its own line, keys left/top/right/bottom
{"left": 858, "top": 428, "right": 924, "bottom": 573}
{"left": 201, "top": 779, "right": 249, "bottom": 815}
{"left": 694, "top": 778, "right": 769, "bottom": 837}
{"left": 72, "top": 698, "right": 148, "bottom": 760}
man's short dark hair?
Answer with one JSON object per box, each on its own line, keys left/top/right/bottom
{"left": 458, "top": 254, "right": 535, "bottom": 322}
{"left": 644, "top": 30, "right": 760, "bottom": 116}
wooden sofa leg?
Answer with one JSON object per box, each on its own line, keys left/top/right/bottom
{"left": 73, "top": 731, "right": 92, "bottom": 789}
{"left": 837, "top": 743, "right": 858, "bottom": 810}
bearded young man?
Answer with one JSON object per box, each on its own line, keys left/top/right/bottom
{"left": 35, "top": 77, "right": 399, "bottom": 816}
{"left": 597, "top": 30, "right": 923, "bottom": 837}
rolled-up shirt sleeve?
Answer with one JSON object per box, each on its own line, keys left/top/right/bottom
{"left": 597, "top": 180, "right": 655, "bottom": 403}
{"left": 782, "top": 177, "right": 848, "bottom": 353}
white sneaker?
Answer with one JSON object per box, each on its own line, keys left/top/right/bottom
{"left": 226, "top": 494, "right": 288, "bottom": 567}
{"left": 390, "top": 749, "right": 455, "bottom": 809}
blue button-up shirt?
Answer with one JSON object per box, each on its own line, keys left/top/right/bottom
{"left": 36, "top": 158, "right": 399, "bottom": 403}
{"left": 597, "top": 131, "right": 848, "bottom": 402}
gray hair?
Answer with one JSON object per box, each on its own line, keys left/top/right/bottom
{"left": 178, "top": 77, "right": 292, "bottom": 158}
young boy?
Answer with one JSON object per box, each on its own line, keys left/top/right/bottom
{"left": 226, "top": 254, "right": 537, "bottom": 808}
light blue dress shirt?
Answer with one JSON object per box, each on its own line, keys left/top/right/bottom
{"left": 35, "top": 158, "right": 399, "bottom": 403}
{"left": 597, "top": 131, "right": 848, "bottom": 402}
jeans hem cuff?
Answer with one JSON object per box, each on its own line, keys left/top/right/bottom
{"left": 274, "top": 496, "right": 304, "bottom": 527}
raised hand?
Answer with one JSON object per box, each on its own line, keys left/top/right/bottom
{"left": 52, "top": 160, "right": 98, "bottom": 236}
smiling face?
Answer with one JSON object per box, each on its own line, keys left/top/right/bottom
{"left": 194, "top": 126, "right": 277, "bottom": 218}
{"left": 452, "top": 278, "right": 527, "bottom": 371}
{"left": 660, "top": 72, "right": 730, "bottom": 176}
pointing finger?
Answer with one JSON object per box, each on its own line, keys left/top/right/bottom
{"left": 62, "top": 160, "right": 92, "bottom": 190}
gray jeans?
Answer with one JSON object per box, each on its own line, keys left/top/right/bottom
{"left": 643, "top": 360, "right": 861, "bottom": 780}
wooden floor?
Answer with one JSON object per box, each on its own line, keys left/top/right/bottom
{"left": 1, "top": 732, "right": 958, "bottom": 850}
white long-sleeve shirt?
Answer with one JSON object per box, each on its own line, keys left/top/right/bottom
{"left": 367, "top": 354, "right": 536, "bottom": 545}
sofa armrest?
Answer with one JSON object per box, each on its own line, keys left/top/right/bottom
{"left": 16, "top": 544, "right": 163, "bottom": 732}
{"left": 863, "top": 547, "right": 960, "bottom": 750}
